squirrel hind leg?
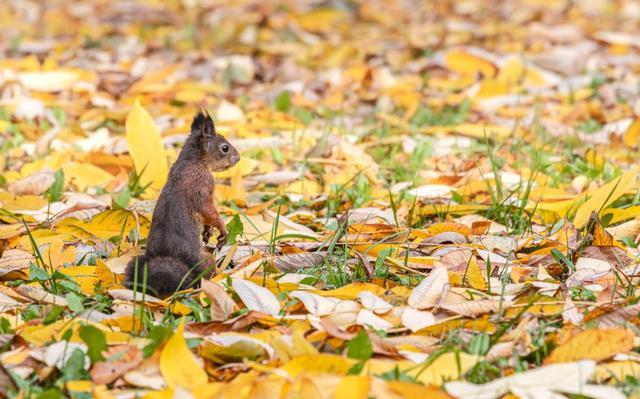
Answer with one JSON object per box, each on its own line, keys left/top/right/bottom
{"left": 124, "top": 256, "right": 206, "bottom": 298}
{"left": 124, "top": 255, "right": 147, "bottom": 286}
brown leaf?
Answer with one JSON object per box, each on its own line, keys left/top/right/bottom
{"left": 0, "top": 249, "right": 33, "bottom": 278}
{"left": 272, "top": 252, "right": 325, "bottom": 272}
{"left": 14, "top": 285, "right": 67, "bottom": 307}
{"left": 581, "top": 245, "right": 632, "bottom": 268}
{"left": 8, "top": 169, "right": 55, "bottom": 196}
{"left": 594, "top": 303, "right": 640, "bottom": 328}
{"left": 201, "top": 279, "right": 236, "bottom": 322}
{"left": 90, "top": 345, "right": 144, "bottom": 384}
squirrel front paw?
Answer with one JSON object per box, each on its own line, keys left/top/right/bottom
{"left": 216, "top": 227, "right": 228, "bottom": 250}
{"left": 202, "top": 225, "right": 213, "bottom": 243}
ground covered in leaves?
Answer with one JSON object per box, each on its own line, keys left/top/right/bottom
{"left": 2, "top": 0, "right": 640, "bottom": 398}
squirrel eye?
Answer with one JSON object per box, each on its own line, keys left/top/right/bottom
{"left": 220, "top": 144, "right": 229, "bottom": 153}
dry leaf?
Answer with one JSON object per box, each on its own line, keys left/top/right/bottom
{"left": 232, "top": 278, "right": 281, "bottom": 317}
{"left": 545, "top": 329, "right": 634, "bottom": 364}
{"left": 160, "top": 319, "right": 207, "bottom": 389}
{"left": 125, "top": 99, "right": 168, "bottom": 199}
{"left": 201, "top": 279, "right": 236, "bottom": 322}
{"left": 408, "top": 267, "right": 449, "bottom": 309}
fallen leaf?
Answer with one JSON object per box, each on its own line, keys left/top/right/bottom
{"left": 125, "top": 99, "right": 169, "bottom": 199}
{"left": 545, "top": 329, "right": 634, "bottom": 364}
{"left": 201, "top": 279, "right": 236, "bottom": 322}
{"left": 160, "top": 319, "right": 207, "bottom": 389}
{"left": 408, "top": 267, "right": 449, "bottom": 309}
{"left": 232, "top": 278, "right": 281, "bottom": 317}
{"left": 573, "top": 168, "right": 639, "bottom": 228}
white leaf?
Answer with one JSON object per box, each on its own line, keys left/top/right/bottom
{"left": 44, "top": 342, "right": 90, "bottom": 370}
{"left": 408, "top": 266, "right": 449, "bottom": 309}
{"left": 406, "top": 184, "right": 453, "bottom": 199}
{"left": 566, "top": 257, "right": 612, "bottom": 288}
{"left": 232, "top": 279, "right": 281, "bottom": 316}
{"left": 575, "top": 257, "right": 612, "bottom": 272}
{"left": 357, "top": 291, "right": 392, "bottom": 314}
{"left": 18, "top": 70, "right": 78, "bottom": 92}
{"left": 445, "top": 360, "right": 625, "bottom": 399}
{"left": 401, "top": 307, "right": 436, "bottom": 332}
{"left": 201, "top": 279, "right": 236, "bottom": 322}
{"left": 441, "top": 299, "right": 508, "bottom": 317}
{"left": 356, "top": 309, "right": 393, "bottom": 331}
{"left": 325, "top": 300, "right": 360, "bottom": 329}
{"left": 290, "top": 291, "right": 340, "bottom": 316}
{"left": 562, "top": 296, "right": 583, "bottom": 325}
{"left": 216, "top": 100, "right": 245, "bottom": 123}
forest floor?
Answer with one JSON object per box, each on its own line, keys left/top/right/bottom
{"left": 2, "top": 0, "right": 640, "bottom": 398}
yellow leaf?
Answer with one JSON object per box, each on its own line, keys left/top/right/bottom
{"left": 125, "top": 98, "right": 168, "bottom": 199}
{"left": 285, "top": 178, "right": 323, "bottom": 198}
{"left": 497, "top": 57, "right": 547, "bottom": 86}
{"left": 93, "top": 386, "right": 118, "bottom": 399}
{"left": 63, "top": 162, "right": 114, "bottom": 191}
{"left": 418, "top": 316, "right": 496, "bottom": 336}
{"left": 174, "top": 88, "right": 206, "bottom": 103}
{"left": 160, "top": 319, "right": 208, "bottom": 389}
{"left": 170, "top": 301, "right": 193, "bottom": 316}
{"left": 279, "top": 354, "right": 354, "bottom": 378}
{"left": 444, "top": 50, "right": 497, "bottom": 78}
{"left": 623, "top": 119, "right": 640, "bottom": 148}
{"left": 545, "top": 329, "right": 634, "bottom": 364}
{"left": 295, "top": 9, "right": 348, "bottom": 33}
{"left": 412, "top": 353, "right": 480, "bottom": 386}
{"left": 351, "top": 243, "right": 402, "bottom": 257}
{"left": 216, "top": 168, "right": 247, "bottom": 205}
{"left": 314, "top": 282, "right": 385, "bottom": 300}
{"left": 504, "top": 295, "right": 563, "bottom": 317}
{"left": 474, "top": 79, "right": 509, "bottom": 98}
{"left": 95, "top": 259, "right": 121, "bottom": 290}
{"left": 59, "top": 210, "right": 150, "bottom": 241}
{"left": 43, "top": 240, "right": 76, "bottom": 269}
{"left": 465, "top": 257, "right": 487, "bottom": 291}
{"left": 386, "top": 381, "right": 454, "bottom": 399}
{"left": 141, "top": 388, "right": 173, "bottom": 399}
{"left": 334, "top": 376, "right": 370, "bottom": 399}
{"left": 602, "top": 206, "right": 640, "bottom": 224}
{"left": 594, "top": 361, "right": 640, "bottom": 383}
{"left": 59, "top": 266, "right": 98, "bottom": 295}
{"left": 214, "top": 157, "right": 258, "bottom": 179}
{"left": 415, "top": 204, "right": 489, "bottom": 217}
{"left": 101, "top": 315, "right": 141, "bottom": 333}
{"left": 192, "top": 383, "right": 224, "bottom": 399}
{"left": 20, "top": 320, "right": 74, "bottom": 346}
{"left": 66, "top": 380, "right": 93, "bottom": 392}
{"left": 368, "top": 355, "right": 480, "bottom": 387}
{"left": 573, "top": 168, "right": 640, "bottom": 228}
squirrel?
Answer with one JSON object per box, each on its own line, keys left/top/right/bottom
{"left": 124, "top": 110, "right": 240, "bottom": 297}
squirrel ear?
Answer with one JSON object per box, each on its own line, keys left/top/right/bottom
{"left": 191, "top": 110, "right": 215, "bottom": 137}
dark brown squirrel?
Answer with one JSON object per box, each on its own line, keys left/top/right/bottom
{"left": 124, "top": 110, "right": 240, "bottom": 297}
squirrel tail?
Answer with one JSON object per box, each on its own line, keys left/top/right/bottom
{"left": 124, "top": 255, "right": 208, "bottom": 298}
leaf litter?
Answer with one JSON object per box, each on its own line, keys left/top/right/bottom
{"left": 1, "top": 0, "right": 640, "bottom": 398}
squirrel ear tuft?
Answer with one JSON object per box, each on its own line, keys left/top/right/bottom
{"left": 191, "top": 110, "right": 215, "bottom": 136}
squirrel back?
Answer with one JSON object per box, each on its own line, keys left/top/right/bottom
{"left": 124, "top": 110, "right": 240, "bottom": 297}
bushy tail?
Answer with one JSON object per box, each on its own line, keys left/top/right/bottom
{"left": 124, "top": 255, "right": 210, "bottom": 298}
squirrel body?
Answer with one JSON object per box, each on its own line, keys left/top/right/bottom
{"left": 124, "top": 111, "right": 240, "bottom": 297}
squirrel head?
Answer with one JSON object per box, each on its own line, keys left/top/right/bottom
{"left": 190, "top": 110, "right": 240, "bottom": 172}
